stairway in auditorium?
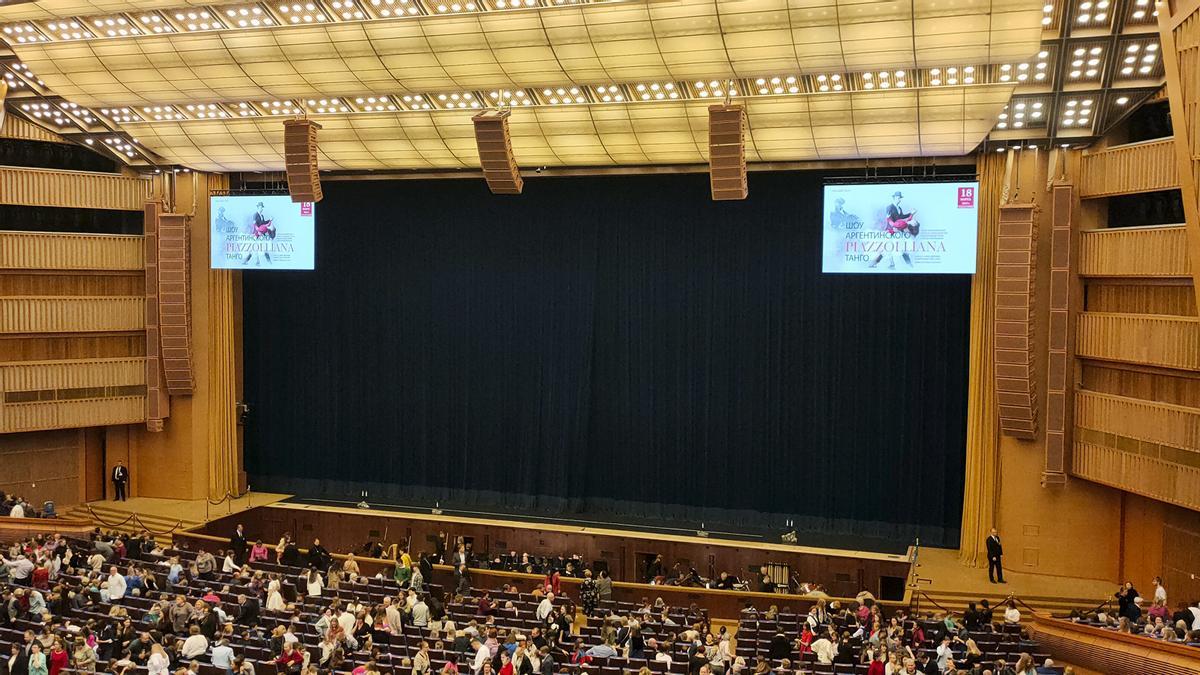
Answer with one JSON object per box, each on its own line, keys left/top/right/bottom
{"left": 62, "top": 501, "right": 203, "bottom": 543}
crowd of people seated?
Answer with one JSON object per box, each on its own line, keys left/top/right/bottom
{"left": 736, "top": 594, "right": 1066, "bottom": 675}
{"left": 0, "top": 524, "right": 1136, "bottom": 675}
{"left": 1062, "top": 577, "right": 1200, "bottom": 647}
{"left": 0, "top": 492, "right": 56, "bottom": 519}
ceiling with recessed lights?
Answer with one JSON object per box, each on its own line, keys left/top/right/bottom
{"left": 0, "top": 0, "right": 1162, "bottom": 172}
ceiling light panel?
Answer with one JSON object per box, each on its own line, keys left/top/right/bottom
{"left": 136, "top": 12, "right": 175, "bottom": 34}
{"left": 171, "top": 9, "right": 225, "bottom": 31}
{"left": 276, "top": 2, "right": 329, "bottom": 24}
{"left": 305, "top": 97, "right": 352, "bottom": 113}
{"left": 491, "top": 0, "right": 540, "bottom": 8}
{"left": 234, "top": 102, "right": 261, "bottom": 116}
{"left": 858, "top": 70, "right": 910, "bottom": 90}
{"left": 1040, "top": 1, "right": 1058, "bottom": 30}
{"left": 590, "top": 85, "right": 626, "bottom": 103}
{"left": 994, "top": 96, "right": 1049, "bottom": 131}
{"left": 428, "top": 0, "right": 481, "bottom": 14}
{"left": 398, "top": 94, "right": 433, "bottom": 110}
{"left": 1115, "top": 38, "right": 1162, "bottom": 80}
{"left": 41, "top": 19, "right": 94, "bottom": 40}
{"left": 430, "top": 91, "right": 482, "bottom": 109}
{"left": 363, "top": 0, "right": 421, "bottom": 18}
{"left": 258, "top": 99, "right": 305, "bottom": 114}
{"left": 923, "top": 66, "right": 978, "bottom": 86}
{"left": 1, "top": 22, "right": 49, "bottom": 43}
{"left": 690, "top": 79, "right": 740, "bottom": 98}
{"left": 1056, "top": 95, "right": 1096, "bottom": 133}
{"left": 488, "top": 88, "right": 534, "bottom": 105}
{"left": 98, "top": 107, "right": 143, "bottom": 123}
{"left": 994, "top": 48, "right": 1054, "bottom": 84}
{"left": 18, "top": 102, "right": 76, "bottom": 129}
{"left": 84, "top": 14, "right": 143, "bottom": 38}
{"left": 222, "top": 4, "right": 276, "bottom": 28}
{"left": 753, "top": 75, "right": 804, "bottom": 95}
{"left": 630, "top": 82, "right": 682, "bottom": 101}
{"left": 1072, "top": 0, "right": 1112, "bottom": 29}
{"left": 353, "top": 95, "right": 399, "bottom": 111}
{"left": 1125, "top": 0, "right": 1157, "bottom": 25}
{"left": 184, "top": 103, "right": 231, "bottom": 118}
{"left": 539, "top": 86, "right": 589, "bottom": 105}
{"left": 59, "top": 101, "right": 99, "bottom": 126}
{"left": 141, "top": 104, "right": 188, "bottom": 120}
{"left": 1064, "top": 42, "right": 1106, "bottom": 83}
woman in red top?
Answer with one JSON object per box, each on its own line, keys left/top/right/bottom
{"left": 275, "top": 642, "right": 303, "bottom": 674}
{"left": 31, "top": 562, "right": 50, "bottom": 591}
{"left": 497, "top": 650, "right": 513, "bottom": 675}
{"left": 797, "top": 625, "right": 813, "bottom": 655}
{"left": 865, "top": 652, "right": 884, "bottom": 675}
{"left": 47, "top": 638, "right": 69, "bottom": 675}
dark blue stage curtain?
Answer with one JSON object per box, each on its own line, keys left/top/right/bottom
{"left": 243, "top": 170, "right": 971, "bottom": 548}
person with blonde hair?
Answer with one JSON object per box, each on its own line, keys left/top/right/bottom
{"left": 147, "top": 644, "right": 171, "bottom": 675}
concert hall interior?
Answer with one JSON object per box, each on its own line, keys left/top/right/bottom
{"left": 3, "top": 0, "right": 1200, "bottom": 673}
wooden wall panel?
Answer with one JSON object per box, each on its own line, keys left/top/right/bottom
{"left": 0, "top": 296, "right": 144, "bottom": 333}
{"left": 1082, "top": 364, "right": 1200, "bottom": 407}
{"left": 1085, "top": 284, "right": 1197, "bottom": 315}
{"left": 1078, "top": 226, "right": 1191, "bottom": 277}
{"left": 0, "top": 114, "right": 69, "bottom": 144}
{"left": 0, "top": 429, "right": 82, "bottom": 508}
{"left": 0, "top": 396, "right": 145, "bottom": 433}
{"left": 0, "top": 275, "right": 144, "bottom": 297}
{"left": 994, "top": 203, "right": 1039, "bottom": 439}
{"left": 1076, "top": 312, "right": 1200, "bottom": 370}
{"left": 1076, "top": 390, "right": 1200, "bottom": 450}
{"left": 1073, "top": 441, "right": 1200, "bottom": 512}
{"left": 1028, "top": 614, "right": 1200, "bottom": 675}
{"left": 0, "top": 357, "right": 145, "bottom": 392}
{"left": 0, "top": 166, "right": 151, "bottom": 211}
{"left": 1158, "top": 1, "right": 1200, "bottom": 313}
{"left": 0, "top": 231, "right": 144, "bottom": 271}
{"left": 1078, "top": 139, "right": 1181, "bottom": 198}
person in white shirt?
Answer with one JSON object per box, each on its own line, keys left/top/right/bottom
{"left": 1153, "top": 576, "right": 1168, "bottom": 605}
{"left": 147, "top": 644, "right": 171, "bottom": 675}
{"left": 935, "top": 636, "right": 954, "bottom": 672}
{"left": 337, "top": 609, "right": 356, "bottom": 637}
{"left": 266, "top": 586, "right": 285, "bottom": 612}
{"left": 306, "top": 570, "right": 324, "bottom": 598}
{"left": 0, "top": 554, "right": 34, "bottom": 583}
{"left": 181, "top": 626, "right": 209, "bottom": 659}
{"left": 411, "top": 596, "right": 430, "bottom": 627}
{"left": 536, "top": 593, "right": 554, "bottom": 621}
{"left": 107, "top": 567, "right": 128, "bottom": 601}
{"left": 1187, "top": 603, "right": 1200, "bottom": 630}
{"left": 1004, "top": 601, "right": 1021, "bottom": 624}
{"left": 811, "top": 635, "right": 838, "bottom": 665}
{"left": 211, "top": 639, "right": 235, "bottom": 671}
{"left": 222, "top": 553, "right": 238, "bottom": 574}
{"left": 471, "top": 638, "right": 489, "bottom": 675}
{"left": 653, "top": 645, "right": 672, "bottom": 666}
{"left": 9, "top": 501, "right": 25, "bottom": 518}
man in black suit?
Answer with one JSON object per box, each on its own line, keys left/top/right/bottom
{"left": 236, "top": 594, "right": 260, "bottom": 627}
{"left": 229, "top": 524, "right": 249, "bottom": 566}
{"left": 10, "top": 630, "right": 34, "bottom": 675}
{"left": 111, "top": 461, "right": 129, "bottom": 501}
{"left": 986, "top": 528, "right": 1005, "bottom": 584}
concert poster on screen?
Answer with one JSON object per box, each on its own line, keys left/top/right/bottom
{"left": 210, "top": 194, "right": 316, "bottom": 270}
{"left": 821, "top": 182, "right": 980, "bottom": 274}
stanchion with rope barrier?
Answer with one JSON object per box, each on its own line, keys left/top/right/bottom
{"left": 204, "top": 488, "right": 253, "bottom": 522}
{"left": 84, "top": 505, "right": 183, "bottom": 537}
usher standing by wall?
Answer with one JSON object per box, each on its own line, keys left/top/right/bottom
{"left": 111, "top": 461, "right": 129, "bottom": 502}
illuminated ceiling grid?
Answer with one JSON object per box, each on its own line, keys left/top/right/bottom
{"left": 115, "top": 87, "right": 1010, "bottom": 171}
{"left": 5, "top": 0, "right": 1045, "bottom": 107}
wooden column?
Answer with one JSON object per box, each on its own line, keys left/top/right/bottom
{"left": 143, "top": 201, "right": 171, "bottom": 432}
{"left": 1158, "top": 1, "right": 1200, "bottom": 313}
{"left": 1043, "top": 184, "right": 1077, "bottom": 486}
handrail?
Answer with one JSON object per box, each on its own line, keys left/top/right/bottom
{"left": 206, "top": 489, "right": 250, "bottom": 506}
